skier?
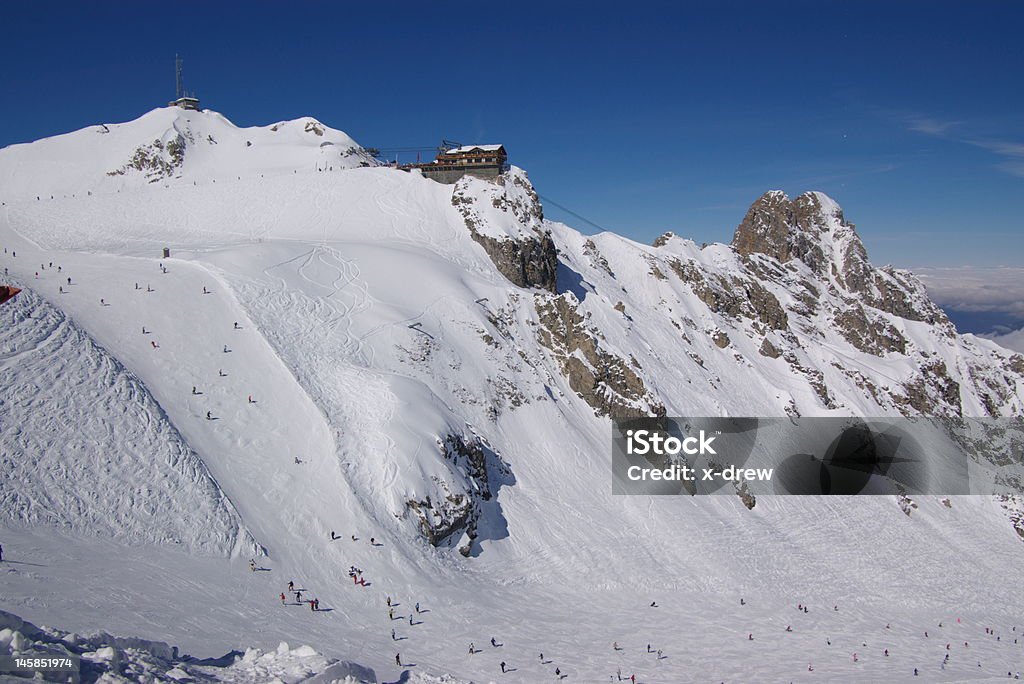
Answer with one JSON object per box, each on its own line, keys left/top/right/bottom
{"left": 67, "top": 277, "right": 71, "bottom": 285}
{"left": 630, "top": 675, "right": 636, "bottom": 684}
{"left": 808, "top": 664, "right": 814, "bottom": 671}
{"left": 280, "top": 593, "right": 286, "bottom": 605}
{"left": 650, "top": 600, "right": 658, "bottom": 607}
{"left": 206, "top": 411, "right": 212, "bottom": 420}
{"left": 395, "top": 653, "right": 401, "bottom": 666}
{"left": 657, "top": 649, "right": 662, "bottom": 659}
{"left": 740, "top": 597, "right": 745, "bottom": 605}
{"left": 219, "top": 369, "right": 226, "bottom": 377}
{"left": 409, "top": 614, "right": 414, "bottom": 626}
{"left": 0, "top": 543, "right": 3, "bottom": 562}
{"left": 556, "top": 667, "right": 561, "bottom": 677}
{"left": 295, "top": 590, "right": 302, "bottom": 602}
{"left": 58, "top": 286, "right": 63, "bottom": 294}
{"left": 914, "top": 668, "right": 919, "bottom": 676}
{"left": 391, "top": 628, "right": 397, "bottom": 641}
{"left": 469, "top": 642, "right": 474, "bottom": 655}
{"left": 330, "top": 531, "right": 338, "bottom": 540}
{"left": 388, "top": 608, "right": 394, "bottom": 620}
{"left": 223, "top": 345, "right": 230, "bottom": 353}
{"left": 249, "top": 558, "right": 256, "bottom": 572}
{"left": 192, "top": 386, "right": 198, "bottom": 395}
{"left": 100, "top": 298, "right": 105, "bottom": 306}
{"left": 203, "top": 286, "right": 209, "bottom": 294}
{"left": 314, "top": 599, "right": 319, "bottom": 610}
{"left": 248, "top": 395, "right": 254, "bottom": 403}
{"left": 500, "top": 661, "right": 506, "bottom": 673}
{"left": 786, "top": 625, "right": 793, "bottom": 632}
{"left": 147, "top": 285, "right": 152, "bottom": 292}
{"left": 613, "top": 641, "right": 618, "bottom": 650}
{"left": 142, "top": 326, "right": 147, "bottom": 334}
{"left": 415, "top": 602, "right": 420, "bottom": 613}
{"left": 491, "top": 637, "right": 498, "bottom": 647}
{"left": 647, "top": 644, "right": 652, "bottom": 653}
{"left": 288, "top": 581, "right": 294, "bottom": 591}
{"left": 748, "top": 633, "right": 753, "bottom": 641}
{"left": 234, "top": 322, "right": 240, "bottom": 329}
{"left": 884, "top": 649, "right": 889, "bottom": 657}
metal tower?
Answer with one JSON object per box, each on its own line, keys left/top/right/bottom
{"left": 175, "top": 54, "right": 184, "bottom": 100}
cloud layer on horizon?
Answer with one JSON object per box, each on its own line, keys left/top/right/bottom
{"left": 914, "top": 266, "right": 1024, "bottom": 318}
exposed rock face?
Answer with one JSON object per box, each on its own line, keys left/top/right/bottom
{"left": 535, "top": 293, "right": 665, "bottom": 418}
{"left": 471, "top": 230, "right": 558, "bottom": 292}
{"left": 669, "top": 259, "right": 788, "bottom": 331}
{"left": 732, "top": 191, "right": 830, "bottom": 272}
{"left": 404, "top": 432, "right": 511, "bottom": 555}
{"left": 107, "top": 133, "right": 189, "bottom": 182}
{"left": 453, "top": 169, "right": 558, "bottom": 292}
{"left": 725, "top": 190, "right": 967, "bottom": 410}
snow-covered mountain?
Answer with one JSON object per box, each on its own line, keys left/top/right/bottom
{"left": 2, "top": 107, "right": 1022, "bottom": 683}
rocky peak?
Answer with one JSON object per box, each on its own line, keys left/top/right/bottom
{"left": 732, "top": 190, "right": 850, "bottom": 275}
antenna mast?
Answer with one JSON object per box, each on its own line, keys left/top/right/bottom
{"left": 175, "top": 54, "right": 184, "bottom": 99}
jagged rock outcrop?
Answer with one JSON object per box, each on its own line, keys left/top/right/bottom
{"left": 471, "top": 229, "right": 558, "bottom": 292}
{"left": 404, "top": 433, "right": 510, "bottom": 555}
{"left": 732, "top": 190, "right": 831, "bottom": 272}
{"left": 669, "top": 258, "right": 789, "bottom": 330}
{"left": 535, "top": 293, "right": 665, "bottom": 418}
{"left": 453, "top": 168, "right": 558, "bottom": 292}
{"left": 107, "top": 133, "right": 189, "bottom": 182}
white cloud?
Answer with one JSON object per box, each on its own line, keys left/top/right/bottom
{"left": 982, "top": 326, "right": 1024, "bottom": 354}
{"left": 908, "top": 117, "right": 960, "bottom": 136}
{"left": 913, "top": 266, "right": 1024, "bottom": 317}
{"left": 907, "top": 116, "right": 1024, "bottom": 179}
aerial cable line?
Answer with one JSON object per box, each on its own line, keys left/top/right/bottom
{"left": 540, "top": 192, "right": 610, "bottom": 235}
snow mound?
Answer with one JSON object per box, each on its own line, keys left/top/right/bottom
{"left": 0, "top": 609, "right": 378, "bottom": 683}
{"left": 0, "top": 107, "right": 376, "bottom": 202}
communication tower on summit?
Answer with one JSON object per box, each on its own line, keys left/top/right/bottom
{"left": 169, "top": 55, "right": 201, "bottom": 111}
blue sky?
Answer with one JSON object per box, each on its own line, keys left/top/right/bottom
{"left": 2, "top": 1, "right": 1022, "bottom": 268}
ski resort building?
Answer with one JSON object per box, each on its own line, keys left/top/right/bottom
{"left": 402, "top": 144, "right": 509, "bottom": 184}
{"left": 168, "top": 95, "right": 201, "bottom": 111}
{"left": 168, "top": 96, "right": 201, "bottom": 111}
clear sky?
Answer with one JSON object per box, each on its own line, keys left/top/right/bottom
{"left": 2, "top": 1, "right": 1021, "bottom": 268}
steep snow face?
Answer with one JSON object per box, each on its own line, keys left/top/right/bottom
{"left": 0, "top": 107, "right": 376, "bottom": 201}
{"left": 0, "top": 287, "right": 256, "bottom": 556}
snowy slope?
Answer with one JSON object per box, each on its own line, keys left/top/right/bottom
{"left": 0, "top": 107, "right": 374, "bottom": 203}
{"left": 1, "top": 109, "right": 1022, "bottom": 683}
{"left": 0, "top": 286, "right": 255, "bottom": 557}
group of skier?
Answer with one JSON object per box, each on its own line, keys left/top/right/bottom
{"left": 280, "top": 579, "right": 321, "bottom": 611}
